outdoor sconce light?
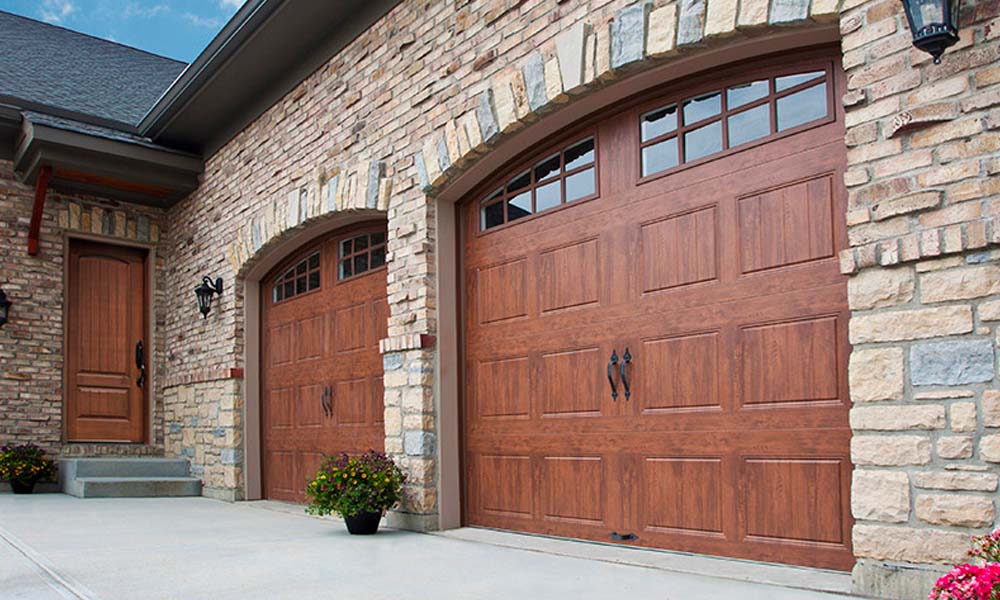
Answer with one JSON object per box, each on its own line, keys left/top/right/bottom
{"left": 0, "top": 288, "right": 11, "bottom": 328}
{"left": 901, "top": 0, "right": 960, "bottom": 64}
{"left": 194, "top": 276, "right": 224, "bottom": 319}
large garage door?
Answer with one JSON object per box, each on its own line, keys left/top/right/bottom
{"left": 461, "top": 51, "right": 853, "bottom": 570}
{"left": 262, "top": 223, "right": 388, "bottom": 502}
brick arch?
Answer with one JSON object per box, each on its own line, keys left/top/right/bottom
{"left": 412, "top": 0, "right": 839, "bottom": 197}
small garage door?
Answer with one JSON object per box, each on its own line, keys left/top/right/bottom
{"left": 262, "top": 223, "right": 388, "bottom": 502}
{"left": 461, "top": 51, "right": 853, "bottom": 570}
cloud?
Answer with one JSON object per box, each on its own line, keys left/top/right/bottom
{"left": 40, "top": 0, "right": 75, "bottom": 24}
{"left": 123, "top": 3, "right": 170, "bottom": 19}
{"left": 181, "top": 13, "right": 222, "bottom": 28}
{"left": 219, "top": 0, "right": 245, "bottom": 8}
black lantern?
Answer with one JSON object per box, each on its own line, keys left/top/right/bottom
{"left": 0, "top": 288, "right": 10, "bottom": 328}
{"left": 901, "top": 0, "right": 960, "bottom": 64}
{"left": 194, "top": 276, "right": 224, "bottom": 318}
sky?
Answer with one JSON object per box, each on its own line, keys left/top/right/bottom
{"left": 0, "top": 0, "right": 246, "bottom": 62}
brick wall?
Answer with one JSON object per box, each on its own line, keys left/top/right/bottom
{"left": 0, "top": 160, "right": 168, "bottom": 457}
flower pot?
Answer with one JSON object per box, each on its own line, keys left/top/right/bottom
{"left": 343, "top": 510, "right": 382, "bottom": 535}
{"left": 10, "top": 480, "right": 35, "bottom": 494}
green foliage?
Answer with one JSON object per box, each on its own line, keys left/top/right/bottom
{"left": 305, "top": 451, "right": 406, "bottom": 518}
{"left": 0, "top": 443, "right": 56, "bottom": 484}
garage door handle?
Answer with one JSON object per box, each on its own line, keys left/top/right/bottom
{"left": 321, "top": 386, "right": 332, "bottom": 418}
{"left": 607, "top": 350, "right": 619, "bottom": 401}
{"left": 620, "top": 347, "right": 631, "bottom": 400}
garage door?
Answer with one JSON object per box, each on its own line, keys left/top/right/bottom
{"left": 461, "top": 51, "right": 853, "bottom": 570}
{"left": 262, "top": 222, "right": 388, "bottom": 502}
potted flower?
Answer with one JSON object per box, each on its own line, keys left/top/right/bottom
{"left": 305, "top": 450, "right": 406, "bottom": 535}
{"left": 930, "top": 527, "right": 1000, "bottom": 599}
{"left": 0, "top": 443, "right": 56, "bottom": 494}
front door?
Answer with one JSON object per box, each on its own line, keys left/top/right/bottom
{"left": 66, "top": 239, "right": 148, "bottom": 442}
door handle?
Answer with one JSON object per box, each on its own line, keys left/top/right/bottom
{"left": 607, "top": 350, "right": 619, "bottom": 401}
{"left": 134, "top": 340, "right": 145, "bottom": 389}
{"left": 322, "top": 386, "right": 333, "bottom": 418}
{"left": 620, "top": 347, "right": 631, "bottom": 400}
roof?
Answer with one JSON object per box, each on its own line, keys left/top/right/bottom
{"left": 0, "top": 10, "right": 186, "bottom": 128}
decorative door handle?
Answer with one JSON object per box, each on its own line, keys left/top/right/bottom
{"left": 607, "top": 350, "right": 619, "bottom": 401}
{"left": 620, "top": 347, "right": 631, "bottom": 400}
{"left": 135, "top": 340, "right": 145, "bottom": 389}
{"left": 321, "top": 386, "right": 332, "bottom": 418}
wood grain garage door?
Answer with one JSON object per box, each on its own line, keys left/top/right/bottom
{"left": 461, "top": 50, "right": 854, "bottom": 570}
{"left": 262, "top": 222, "right": 388, "bottom": 503}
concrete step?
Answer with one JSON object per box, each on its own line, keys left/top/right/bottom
{"left": 66, "top": 477, "right": 202, "bottom": 499}
{"left": 60, "top": 457, "right": 191, "bottom": 478}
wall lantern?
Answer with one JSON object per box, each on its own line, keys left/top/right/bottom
{"left": 194, "top": 277, "right": 224, "bottom": 319}
{"left": 901, "top": 0, "right": 960, "bottom": 64}
{"left": 0, "top": 288, "right": 10, "bottom": 328}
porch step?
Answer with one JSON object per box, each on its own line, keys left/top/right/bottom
{"left": 59, "top": 458, "right": 202, "bottom": 498}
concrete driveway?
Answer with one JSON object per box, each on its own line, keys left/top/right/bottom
{"left": 0, "top": 494, "right": 857, "bottom": 600}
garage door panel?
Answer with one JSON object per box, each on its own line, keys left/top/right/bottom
{"left": 538, "top": 238, "right": 602, "bottom": 314}
{"left": 638, "top": 331, "right": 721, "bottom": 412}
{"left": 297, "top": 383, "right": 324, "bottom": 428}
{"left": 333, "top": 302, "right": 368, "bottom": 353}
{"left": 296, "top": 315, "right": 326, "bottom": 362}
{"left": 640, "top": 206, "right": 719, "bottom": 293}
{"left": 476, "top": 258, "right": 529, "bottom": 324}
{"left": 269, "top": 324, "right": 294, "bottom": 366}
{"left": 474, "top": 356, "right": 531, "bottom": 420}
{"left": 739, "top": 314, "right": 842, "bottom": 408}
{"left": 541, "top": 456, "right": 607, "bottom": 526}
{"left": 741, "top": 457, "right": 847, "bottom": 546}
{"left": 477, "top": 454, "right": 534, "bottom": 518}
{"left": 539, "top": 347, "right": 604, "bottom": 418}
{"left": 267, "top": 387, "right": 295, "bottom": 429}
{"left": 638, "top": 457, "right": 726, "bottom": 537}
{"left": 334, "top": 378, "right": 370, "bottom": 425}
{"left": 738, "top": 174, "right": 835, "bottom": 274}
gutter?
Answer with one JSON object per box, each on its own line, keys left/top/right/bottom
{"left": 137, "top": 0, "right": 280, "bottom": 138}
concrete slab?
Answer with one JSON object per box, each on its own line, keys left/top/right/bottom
{"left": 0, "top": 494, "right": 861, "bottom": 600}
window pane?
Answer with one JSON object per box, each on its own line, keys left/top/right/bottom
{"left": 284, "top": 281, "right": 294, "bottom": 298}
{"left": 340, "top": 260, "right": 352, "bottom": 279}
{"left": 775, "top": 70, "right": 825, "bottom": 92}
{"left": 564, "top": 138, "right": 595, "bottom": 171}
{"left": 296, "top": 260, "right": 307, "bottom": 275}
{"left": 535, "top": 180, "right": 562, "bottom": 212}
{"left": 371, "top": 232, "right": 386, "bottom": 246}
{"left": 296, "top": 277, "right": 307, "bottom": 294}
{"left": 534, "top": 153, "right": 561, "bottom": 182}
{"left": 565, "top": 168, "right": 595, "bottom": 202}
{"left": 308, "top": 252, "right": 320, "bottom": 270}
{"left": 727, "top": 80, "right": 768, "bottom": 109}
{"left": 308, "top": 271, "right": 320, "bottom": 291}
{"left": 354, "top": 254, "right": 369, "bottom": 274}
{"left": 481, "top": 202, "right": 504, "bottom": 230}
{"left": 340, "top": 239, "right": 351, "bottom": 257}
{"left": 641, "top": 137, "right": 679, "bottom": 176}
{"left": 507, "top": 170, "right": 531, "bottom": 194}
{"left": 683, "top": 91, "right": 721, "bottom": 124}
{"left": 684, "top": 120, "right": 723, "bottom": 162}
{"left": 371, "top": 246, "right": 386, "bottom": 268}
{"left": 507, "top": 191, "right": 532, "bottom": 222}
{"left": 283, "top": 267, "right": 295, "bottom": 280}
{"left": 777, "top": 82, "right": 828, "bottom": 131}
{"left": 728, "top": 104, "right": 771, "bottom": 147}
{"left": 641, "top": 105, "right": 677, "bottom": 142}
{"left": 354, "top": 234, "right": 368, "bottom": 251}
{"left": 273, "top": 287, "right": 282, "bottom": 303}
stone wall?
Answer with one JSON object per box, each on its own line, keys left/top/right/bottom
{"left": 0, "top": 160, "right": 168, "bottom": 457}
{"left": 835, "top": 2, "right": 1000, "bottom": 596}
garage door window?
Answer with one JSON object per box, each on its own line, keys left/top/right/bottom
{"left": 480, "top": 136, "right": 597, "bottom": 231}
{"left": 272, "top": 251, "right": 320, "bottom": 303}
{"left": 339, "top": 231, "right": 387, "bottom": 280}
{"left": 640, "top": 65, "right": 831, "bottom": 177}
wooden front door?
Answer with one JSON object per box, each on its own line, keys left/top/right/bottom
{"left": 461, "top": 50, "right": 854, "bottom": 570}
{"left": 261, "top": 223, "right": 388, "bottom": 503}
{"left": 66, "top": 240, "right": 148, "bottom": 442}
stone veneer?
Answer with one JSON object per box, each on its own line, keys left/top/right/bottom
{"left": 0, "top": 0, "right": 998, "bottom": 597}
{"left": 0, "top": 160, "right": 168, "bottom": 458}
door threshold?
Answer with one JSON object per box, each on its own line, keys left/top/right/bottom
{"left": 431, "top": 527, "right": 854, "bottom": 597}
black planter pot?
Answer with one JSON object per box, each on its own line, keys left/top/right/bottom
{"left": 343, "top": 510, "right": 382, "bottom": 535}
{"left": 10, "top": 480, "right": 35, "bottom": 494}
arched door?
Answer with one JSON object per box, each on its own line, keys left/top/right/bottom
{"left": 261, "top": 222, "right": 388, "bottom": 502}
{"left": 460, "top": 49, "right": 854, "bottom": 570}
